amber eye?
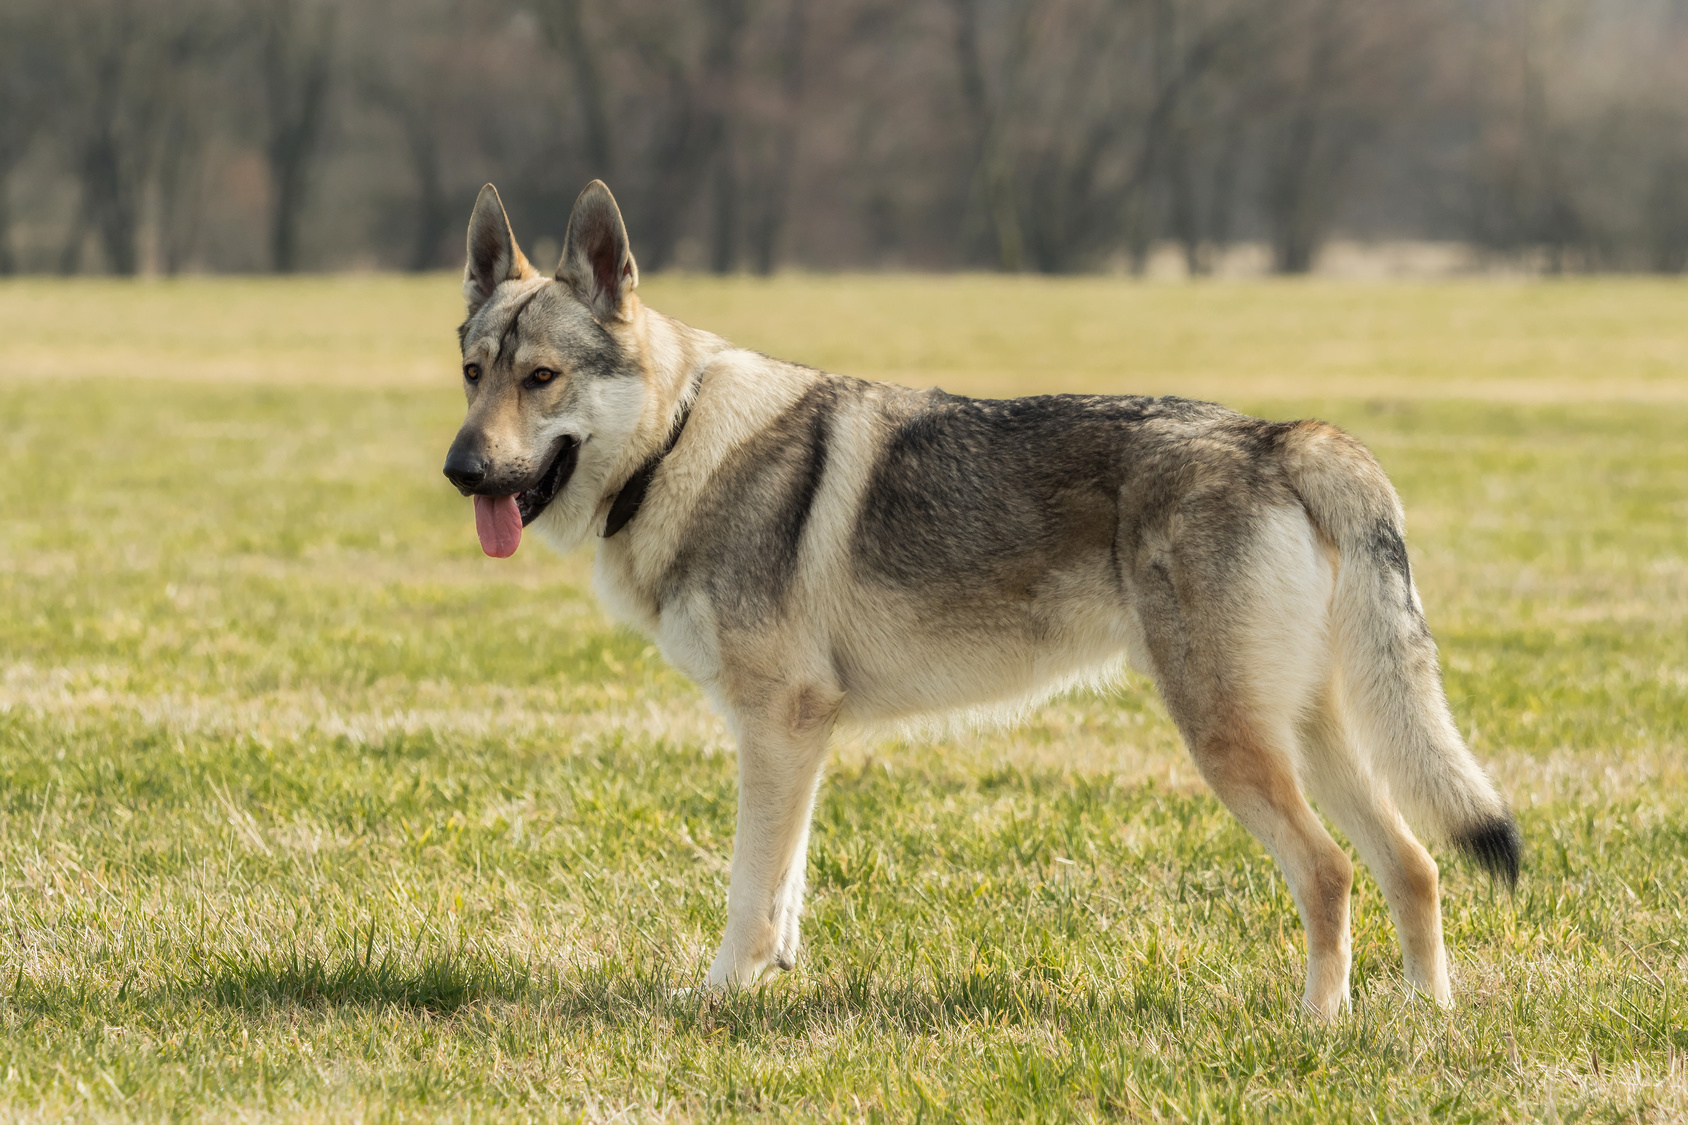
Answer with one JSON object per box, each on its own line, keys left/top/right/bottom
{"left": 529, "top": 367, "right": 558, "bottom": 385}
{"left": 463, "top": 363, "right": 481, "bottom": 382}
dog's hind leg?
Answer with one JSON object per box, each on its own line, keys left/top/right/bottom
{"left": 1135, "top": 511, "right": 1354, "bottom": 1017}
{"left": 1298, "top": 694, "right": 1450, "bottom": 1004}
{"left": 1183, "top": 710, "right": 1355, "bottom": 1017}
{"left": 706, "top": 681, "right": 839, "bottom": 989}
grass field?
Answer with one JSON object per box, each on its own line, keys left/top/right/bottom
{"left": 1, "top": 275, "right": 1685, "bottom": 1122}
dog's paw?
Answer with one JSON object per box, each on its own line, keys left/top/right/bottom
{"left": 705, "top": 952, "right": 756, "bottom": 990}
{"left": 1299, "top": 992, "right": 1350, "bottom": 1021}
{"left": 670, "top": 984, "right": 725, "bottom": 1001}
{"left": 673, "top": 973, "right": 742, "bottom": 1001}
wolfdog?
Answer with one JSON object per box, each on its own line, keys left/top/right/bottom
{"left": 441, "top": 180, "right": 1520, "bottom": 1017}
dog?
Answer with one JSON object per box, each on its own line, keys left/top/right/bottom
{"left": 441, "top": 180, "right": 1520, "bottom": 1017}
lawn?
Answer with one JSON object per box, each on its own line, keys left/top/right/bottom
{"left": 1, "top": 275, "right": 1685, "bottom": 1122}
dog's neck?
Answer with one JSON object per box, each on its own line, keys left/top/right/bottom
{"left": 586, "top": 302, "right": 829, "bottom": 633}
{"left": 593, "top": 302, "right": 727, "bottom": 525}
{"left": 634, "top": 303, "right": 727, "bottom": 446}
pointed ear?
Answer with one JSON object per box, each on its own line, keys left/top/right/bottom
{"left": 556, "top": 180, "right": 638, "bottom": 322}
{"left": 463, "top": 184, "right": 537, "bottom": 314}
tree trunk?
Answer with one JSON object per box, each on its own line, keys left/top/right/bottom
{"left": 1154, "top": 0, "right": 1203, "bottom": 276}
{"left": 704, "top": 0, "right": 747, "bottom": 274}
{"left": 1121, "top": 0, "right": 1226, "bottom": 276}
{"left": 402, "top": 108, "right": 448, "bottom": 272}
{"left": 709, "top": 144, "right": 739, "bottom": 274}
{"left": 156, "top": 112, "right": 203, "bottom": 275}
{"left": 1265, "top": 0, "right": 1341, "bottom": 274}
{"left": 749, "top": 0, "right": 809, "bottom": 275}
{"left": 1646, "top": 156, "right": 1688, "bottom": 273}
{"left": 0, "top": 4, "right": 52, "bottom": 276}
{"left": 57, "top": 191, "right": 87, "bottom": 275}
{"left": 0, "top": 181, "right": 14, "bottom": 276}
{"left": 1202, "top": 111, "right": 1244, "bottom": 273}
{"left": 637, "top": 0, "right": 746, "bottom": 272}
{"left": 262, "top": 0, "right": 335, "bottom": 273}
{"left": 537, "top": 0, "right": 614, "bottom": 179}
{"left": 89, "top": 126, "right": 140, "bottom": 275}
{"left": 635, "top": 69, "right": 701, "bottom": 272}
{"left": 1267, "top": 99, "right": 1321, "bottom": 273}
{"left": 951, "top": 0, "right": 1035, "bottom": 271}
{"left": 61, "top": 27, "right": 144, "bottom": 276}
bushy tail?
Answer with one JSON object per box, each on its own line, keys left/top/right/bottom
{"left": 1283, "top": 422, "right": 1521, "bottom": 886}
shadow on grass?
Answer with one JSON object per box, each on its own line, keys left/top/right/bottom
{"left": 201, "top": 944, "right": 535, "bottom": 1013}
{"left": 506, "top": 961, "right": 1288, "bottom": 1044}
{"left": 190, "top": 941, "right": 1209, "bottom": 1035}
{"left": 134, "top": 941, "right": 1660, "bottom": 1078}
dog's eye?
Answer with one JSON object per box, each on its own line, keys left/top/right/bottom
{"left": 529, "top": 367, "right": 558, "bottom": 385}
{"left": 463, "top": 363, "right": 481, "bottom": 382}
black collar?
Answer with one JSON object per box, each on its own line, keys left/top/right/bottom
{"left": 602, "top": 384, "right": 698, "bottom": 538}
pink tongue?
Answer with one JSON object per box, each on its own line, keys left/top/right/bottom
{"left": 473, "top": 495, "right": 522, "bottom": 558}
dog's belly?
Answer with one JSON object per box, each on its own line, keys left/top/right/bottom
{"left": 826, "top": 574, "right": 1153, "bottom": 726}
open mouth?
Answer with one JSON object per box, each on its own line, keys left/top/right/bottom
{"left": 516, "top": 435, "right": 580, "bottom": 525}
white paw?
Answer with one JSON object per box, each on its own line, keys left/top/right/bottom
{"left": 706, "top": 952, "right": 759, "bottom": 990}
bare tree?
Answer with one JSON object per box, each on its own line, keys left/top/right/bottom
{"left": 1011, "top": 0, "right": 1137, "bottom": 273}
{"left": 1001, "top": 0, "right": 1247, "bottom": 274}
{"left": 0, "top": 1, "right": 58, "bottom": 273}
{"left": 1459, "top": 0, "right": 1592, "bottom": 269}
{"left": 1115, "top": 0, "right": 1250, "bottom": 273}
{"left": 53, "top": 0, "right": 209, "bottom": 275}
{"left": 1259, "top": 0, "right": 1346, "bottom": 274}
{"left": 361, "top": 80, "right": 452, "bottom": 272}
{"left": 704, "top": 0, "right": 750, "bottom": 273}
{"left": 152, "top": 114, "right": 200, "bottom": 273}
{"left": 1644, "top": 150, "right": 1688, "bottom": 273}
{"left": 1253, "top": 0, "right": 1420, "bottom": 273}
{"left": 354, "top": 1, "right": 471, "bottom": 272}
{"left": 746, "top": 0, "right": 811, "bottom": 274}
{"left": 260, "top": 0, "right": 336, "bottom": 272}
{"left": 5, "top": 0, "right": 1688, "bottom": 275}
{"left": 1636, "top": 4, "right": 1688, "bottom": 271}
{"left": 153, "top": 9, "right": 238, "bottom": 274}
{"left": 607, "top": 0, "right": 749, "bottom": 271}
{"left": 54, "top": 5, "right": 139, "bottom": 274}
{"left": 1152, "top": 1, "right": 1254, "bottom": 274}
{"left": 533, "top": 0, "right": 616, "bottom": 179}
{"left": 951, "top": 0, "right": 1041, "bottom": 270}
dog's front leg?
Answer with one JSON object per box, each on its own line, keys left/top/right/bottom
{"left": 706, "top": 694, "right": 834, "bottom": 989}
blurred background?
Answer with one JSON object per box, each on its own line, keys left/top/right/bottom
{"left": 2, "top": 0, "right": 1687, "bottom": 279}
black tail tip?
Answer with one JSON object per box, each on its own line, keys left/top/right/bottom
{"left": 1454, "top": 816, "right": 1522, "bottom": 889}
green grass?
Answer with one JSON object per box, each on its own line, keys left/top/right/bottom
{"left": 1, "top": 275, "right": 1685, "bottom": 1121}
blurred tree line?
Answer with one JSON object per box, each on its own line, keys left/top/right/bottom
{"left": 0, "top": 0, "right": 1685, "bottom": 275}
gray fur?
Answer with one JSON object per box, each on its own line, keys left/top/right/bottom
{"left": 662, "top": 381, "right": 845, "bottom": 626}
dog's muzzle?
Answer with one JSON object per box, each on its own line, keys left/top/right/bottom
{"left": 442, "top": 434, "right": 580, "bottom": 525}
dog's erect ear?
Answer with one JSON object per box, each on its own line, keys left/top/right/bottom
{"left": 556, "top": 180, "right": 638, "bottom": 322}
{"left": 463, "top": 184, "right": 537, "bottom": 314}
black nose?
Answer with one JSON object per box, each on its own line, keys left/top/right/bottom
{"left": 443, "top": 449, "right": 487, "bottom": 491}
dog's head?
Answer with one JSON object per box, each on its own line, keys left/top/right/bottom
{"left": 443, "top": 181, "right": 649, "bottom": 557}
